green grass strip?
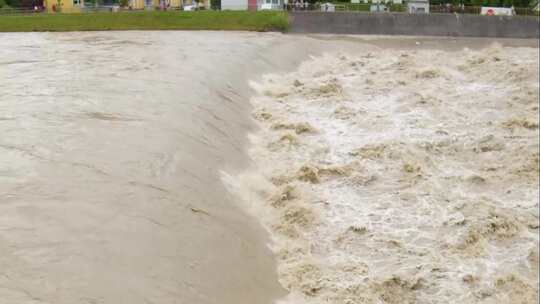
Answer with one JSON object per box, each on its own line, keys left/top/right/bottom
{"left": 0, "top": 10, "right": 290, "bottom": 32}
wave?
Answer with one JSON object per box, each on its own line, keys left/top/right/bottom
{"left": 222, "top": 44, "right": 540, "bottom": 304}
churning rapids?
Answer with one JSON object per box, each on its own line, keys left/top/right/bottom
{"left": 1, "top": 32, "right": 538, "bottom": 304}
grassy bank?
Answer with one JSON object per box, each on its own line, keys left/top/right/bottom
{"left": 0, "top": 10, "right": 289, "bottom": 32}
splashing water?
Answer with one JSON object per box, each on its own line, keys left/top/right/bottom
{"left": 223, "top": 44, "right": 539, "bottom": 304}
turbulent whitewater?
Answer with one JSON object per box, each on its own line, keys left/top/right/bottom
{"left": 1, "top": 32, "right": 538, "bottom": 304}
{"left": 224, "top": 43, "right": 539, "bottom": 303}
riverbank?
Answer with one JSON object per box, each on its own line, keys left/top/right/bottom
{"left": 0, "top": 11, "right": 288, "bottom": 32}
{"left": 2, "top": 11, "right": 539, "bottom": 39}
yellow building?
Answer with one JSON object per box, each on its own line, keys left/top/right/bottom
{"left": 130, "top": 0, "right": 145, "bottom": 9}
{"left": 129, "top": 0, "right": 165, "bottom": 9}
{"left": 169, "top": 0, "right": 182, "bottom": 8}
{"left": 44, "top": 0, "right": 207, "bottom": 11}
{"left": 129, "top": 0, "right": 208, "bottom": 9}
{"left": 129, "top": 0, "right": 145, "bottom": 9}
{"left": 44, "top": 0, "right": 84, "bottom": 12}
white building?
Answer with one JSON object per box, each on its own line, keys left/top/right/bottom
{"left": 407, "top": 0, "right": 429, "bottom": 13}
{"left": 221, "top": 0, "right": 284, "bottom": 10}
{"left": 361, "top": 0, "right": 402, "bottom": 4}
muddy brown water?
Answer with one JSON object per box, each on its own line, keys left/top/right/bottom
{"left": 0, "top": 32, "right": 537, "bottom": 304}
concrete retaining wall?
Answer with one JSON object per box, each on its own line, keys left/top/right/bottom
{"left": 290, "top": 12, "right": 540, "bottom": 39}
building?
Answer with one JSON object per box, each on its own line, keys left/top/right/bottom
{"left": 360, "top": 0, "right": 402, "bottom": 4}
{"left": 221, "top": 0, "right": 284, "bottom": 10}
{"left": 407, "top": 0, "right": 429, "bottom": 13}
{"left": 43, "top": 0, "right": 84, "bottom": 12}
{"left": 42, "top": 0, "right": 208, "bottom": 11}
{"left": 370, "top": 3, "right": 388, "bottom": 12}
{"left": 129, "top": 0, "right": 208, "bottom": 9}
{"left": 130, "top": 0, "right": 180, "bottom": 9}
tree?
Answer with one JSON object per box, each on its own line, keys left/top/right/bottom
{"left": 210, "top": 0, "right": 219, "bottom": 9}
{"left": 5, "top": 0, "right": 21, "bottom": 6}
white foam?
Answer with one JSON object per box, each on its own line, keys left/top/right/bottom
{"left": 225, "top": 46, "right": 540, "bottom": 303}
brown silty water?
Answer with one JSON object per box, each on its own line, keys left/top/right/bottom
{"left": 1, "top": 32, "right": 538, "bottom": 304}
{"left": 0, "top": 31, "right": 302, "bottom": 304}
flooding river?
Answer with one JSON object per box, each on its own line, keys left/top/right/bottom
{"left": 0, "top": 31, "right": 300, "bottom": 304}
{"left": 1, "top": 32, "right": 538, "bottom": 304}
{"left": 235, "top": 39, "right": 539, "bottom": 304}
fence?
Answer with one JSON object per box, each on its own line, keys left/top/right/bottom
{"left": 0, "top": 7, "right": 45, "bottom": 15}
{"left": 284, "top": 3, "right": 538, "bottom": 15}
{"left": 429, "top": 4, "right": 539, "bottom": 15}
